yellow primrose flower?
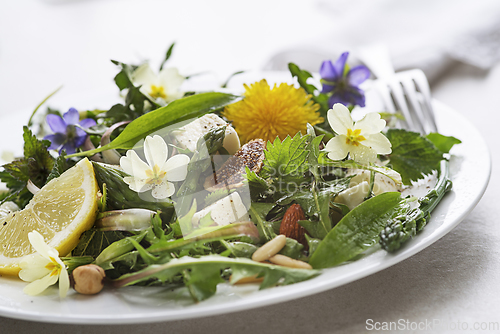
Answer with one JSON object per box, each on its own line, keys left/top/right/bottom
{"left": 222, "top": 79, "right": 323, "bottom": 144}
{"left": 131, "top": 63, "right": 184, "bottom": 105}
{"left": 18, "top": 231, "right": 70, "bottom": 298}
{"left": 120, "top": 135, "right": 190, "bottom": 199}
{"left": 324, "top": 103, "right": 392, "bottom": 164}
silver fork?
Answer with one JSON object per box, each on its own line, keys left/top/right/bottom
{"left": 358, "top": 45, "right": 438, "bottom": 134}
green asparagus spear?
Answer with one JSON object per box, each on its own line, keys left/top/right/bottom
{"left": 379, "top": 160, "right": 452, "bottom": 252}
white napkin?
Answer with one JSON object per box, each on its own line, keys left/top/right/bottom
{"left": 263, "top": 0, "right": 500, "bottom": 84}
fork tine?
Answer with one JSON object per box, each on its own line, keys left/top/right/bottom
{"left": 408, "top": 69, "right": 438, "bottom": 133}
{"left": 387, "top": 79, "right": 418, "bottom": 131}
{"left": 374, "top": 80, "right": 398, "bottom": 114}
{"left": 400, "top": 76, "right": 426, "bottom": 134}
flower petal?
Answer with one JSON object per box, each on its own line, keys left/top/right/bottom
{"left": 46, "top": 114, "right": 67, "bottom": 133}
{"left": 43, "top": 134, "right": 66, "bottom": 150}
{"left": 19, "top": 254, "right": 51, "bottom": 282}
{"left": 163, "top": 154, "right": 190, "bottom": 182}
{"left": 61, "top": 141, "right": 77, "bottom": 155}
{"left": 362, "top": 133, "right": 392, "bottom": 155}
{"left": 58, "top": 267, "right": 70, "bottom": 298}
{"left": 350, "top": 144, "right": 378, "bottom": 164}
{"left": 28, "top": 231, "right": 55, "bottom": 260}
{"left": 63, "top": 108, "right": 80, "bottom": 125}
{"left": 132, "top": 63, "right": 158, "bottom": 86}
{"left": 320, "top": 83, "right": 335, "bottom": 94}
{"left": 23, "top": 273, "right": 58, "bottom": 296}
{"left": 151, "top": 181, "right": 175, "bottom": 199}
{"left": 144, "top": 135, "right": 168, "bottom": 169}
{"left": 159, "top": 68, "right": 184, "bottom": 90}
{"left": 347, "top": 65, "right": 370, "bottom": 86}
{"left": 120, "top": 150, "right": 150, "bottom": 179}
{"left": 333, "top": 52, "right": 349, "bottom": 78}
{"left": 123, "top": 176, "right": 153, "bottom": 193}
{"left": 327, "top": 103, "right": 352, "bottom": 135}
{"left": 320, "top": 60, "right": 339, "bottom": 81}
{"left": 324, "top": 135, "right": 349, "bottom": 161}
{"left": 354, "top": 112, "right": 386, "bottom": 135}
{"left": 78, "top": 118, "right": 97, "bottom": 129}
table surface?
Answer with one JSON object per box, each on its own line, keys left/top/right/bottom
{"left": 1, "top": 1, "right": 499, "bottom": 333}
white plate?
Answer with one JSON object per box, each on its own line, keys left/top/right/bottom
{"left": 0, "top": 74, "right": 491, "bottom": 324}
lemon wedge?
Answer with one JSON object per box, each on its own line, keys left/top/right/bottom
{"left": 0, "top": 158, "right": 99, "bottom": 276}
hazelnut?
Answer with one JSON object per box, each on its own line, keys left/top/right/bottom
{"left": 71, "top": 264, "right": 106, "bottom": 295}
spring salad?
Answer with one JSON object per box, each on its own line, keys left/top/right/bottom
{"left": 0, "top": 45, "right": 461, "bottom": 302}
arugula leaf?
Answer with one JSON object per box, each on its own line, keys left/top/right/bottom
{"left": 69, "top": 93, "right": 241, "bottom": 158}
{"left": 309, "top": 192, "right": 403, "bottom": 268}
{"left": 386, "top": 129, "right": 444, "bottom": 185}
{"left": 72, "top": 230, "right": 127, "bottom": 257}
{"left": 426, "top": 132, "right": 461, "bottom": 154}
{"left": 113, "top": 255, "right": 319, "bottom": 302}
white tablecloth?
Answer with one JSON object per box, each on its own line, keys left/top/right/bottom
{"left": 1, "top": 1, "right": 498, "bottom": 333}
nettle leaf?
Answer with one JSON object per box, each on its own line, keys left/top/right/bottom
{"left": 0, "top": 127, "right": 55, "bottom": 207}
{"left": 68, "top": 92, "right": 241, "bottom": 158}
{"left": 261, "top": 133, "right": 310, "bottom": 179}
{"left": 46, "top": 154, "right": 71, "bottom": 183}
{"left": 426, "top": 132, "right": 461, "bottom": 154}
{"left": 244, "top": 167, "right": 271, "bottom": 200}
{"left": 113, "top": 255, "right": 319, "bottom": 302}
{"left": 386, "top": 129, "right": 444, "bottom": 185}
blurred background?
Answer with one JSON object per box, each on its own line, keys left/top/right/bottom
{"left": 1, "top": 0, "right": 499, "bottom": 333}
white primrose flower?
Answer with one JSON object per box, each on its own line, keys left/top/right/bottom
{"left": 131, "top": 63, "right": 184, "bottom": 105}
{"left": 18, "top": 231, "right": 70, "bottom": 298}
{"left": 324, "top": 103, "right": 392, "bottom": 164}
{"left": 120, "top": 135, "right": 190, "bottom": 199}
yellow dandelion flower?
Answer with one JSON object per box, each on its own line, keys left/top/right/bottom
{"left": 222, "top": 79, "right": 324, "bottom": 143}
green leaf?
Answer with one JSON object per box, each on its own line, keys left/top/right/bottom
{"left": 309, "top": 192, "right": 403, "bottom": 269}
{"left": 113, "top": 255, "right": 320, "bottom": 301}
{"left": 244, "top": 167, "right": 271, "bottom": 200}
{"left": 72, "top": 230, "right": 127, "bottom": 257}
{"left": 68, "top": 92, "right": 241, "bottom": 158}
{"left": 278, "top": 238, "right": 304, "bottom": 259}
{"left": 288, "top": 63, "right": 329, "bottom": 116}
{"left": 0, "top": 127, "right": 55, "bottom": 207}
{"left": 261, "top": 133, "right": 310, "bottom": 180}
{"left": 159, "top": 42, "right": 176, "bottom": 71}
{"left": 46, "top": 154, "right": 70, "bottom": 183}
{"left": 386, "top": 129, "right": 444, "bottom": 185}
{"left": 426, "top": 132, "right": 461, "bottom": 154}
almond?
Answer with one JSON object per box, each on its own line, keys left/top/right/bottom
{"left": 279, "top": 204, "right": 307, "bottom": 247}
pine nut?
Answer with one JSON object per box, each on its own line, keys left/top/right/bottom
{"left": 251, "top": 235, "right": 287, "bottom": 262}
{"left": 268, "top": 254, "right": 313, "bottom": 270}
{"left": 230, "top": 274, "right": 264, "bottom": 284}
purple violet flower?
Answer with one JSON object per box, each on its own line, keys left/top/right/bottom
{"left": 44, "top": 108, "right": 96, "bottom": 154}
{"left": 320, "top": 52, "right": 371, "bottom": 108}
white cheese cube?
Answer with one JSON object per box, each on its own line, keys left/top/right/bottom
{"left": 349, "top": 169, "right": 402, "bottom": 195}
{"left": 191, "top": 192, "right": 249, "bottom": 227}
{"left": 173, "top": 114, "right": 240, "bottom": 154}
{"left": 334, "top": 181, "right": 370, "bottom": 210}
